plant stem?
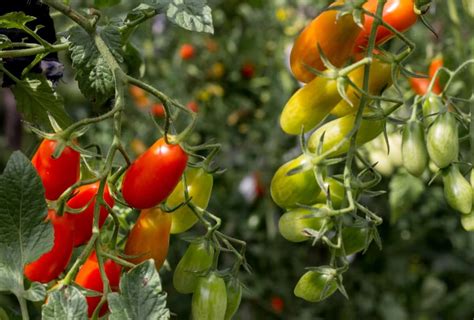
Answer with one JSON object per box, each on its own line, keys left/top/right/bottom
{"left": 17, "top": 296, "right": 29, "bottom": 320}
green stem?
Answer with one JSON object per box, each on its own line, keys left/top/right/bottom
{"left": 0, "top": 43, "right": 68, "bottom": 58}
{"left": 42, "top": 0, "right": 94, "bottom": 32}
{"left": 17, "top": 295, "right": 29, "bottom": 320}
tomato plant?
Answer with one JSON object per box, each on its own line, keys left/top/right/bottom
{"left": 191, "top": 272, "right": 227, "bottom": 320}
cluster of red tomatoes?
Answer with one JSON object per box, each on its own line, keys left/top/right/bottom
{"left": 271, "top": 0, "right": 423, "bottom": 302}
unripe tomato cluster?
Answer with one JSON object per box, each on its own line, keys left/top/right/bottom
{"left": 272, "top": 0, "right": 421, "bottom": 303}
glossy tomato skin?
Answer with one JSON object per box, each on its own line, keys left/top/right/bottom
{"left": 122, "top": 137, "right": 188, "bottom": 209}
{"left": 308, "top": 114, "right": 385, "bottom": 157}
{"left": 278, "top": 207, "right": 331, "bottom": 243}
{"left": 314, "top": 177, "right": 347, "bottom": 208}
{"left": 294, "top": 270, "right": 338, "bottom": 302}
{"left": 124, "top": 208, "right": 172, "bottom": 270}
{"left": 24, "top": 210, "right": 73, "bottom": 283}
{"left": 180, "top": 44, "right": 195, "bottom": 60}
{"left": 224, "top": 277, "right": 243, "bottom": 320}
{"left": 75, "top": 252, "right": 122, "bottom": 317}
{"left": 168, "top": 168, "right": 213, "bottom": 234}
{"left": 427, "top": 112, "right": 458, "bottom": 169}
{"left": 290, "top": 0, "right": 362, "bottom": 83}
{"left": 173, "top": 240, "right": 214, "bottom": 294}
{"left": 280, "top": 73, "right": 341, "bottom": 135}
{"left": 336, "top": 226, "right": 371, "bottom": 256}
{"left": 402, "top": 120, "right": 429, "bottom": 177}
{"left": 422, "top": 93, "right": 445, "bottom": 126}
{"left": 354, "top": 0, "right": 417, "bottom": 52}
{"left": 65, "top": 182, "right": 114, "bottom": 247}
{"left": 270, "top": 155, "right": 321, "bottom": 209}
{"left": 442, "top": 165, "right": 472, "bottom": 214}
{"left": 32, "top": 139, "right": 80, "bottom": 201}
{"left": 330, "top": 59, "right": 392, "bottom": 117}
{"left": 192, "top": 272, "right": 227, "bottom": 320}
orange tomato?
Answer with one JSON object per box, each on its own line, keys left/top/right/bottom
{"left": 180, "top": 44, "right": 195, "bottom": 60}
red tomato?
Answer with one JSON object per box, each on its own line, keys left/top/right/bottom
{"left": 75, "top": 252, "right": 121, "bottom": 317}
{"left": 180, "top": 44, "right": 195, "bottom": 60}
{"left": 151, "top": 103, "right": 165, "bottom": 117}
{"left": 240, "top": 63, "right": 255, "bottom": 79}
{"left": 428, "top": 56, "right": 443, "bottom": 93}
{"left": 354, "top": 0, "right": 417, "bottom": 52}
{"left": 409, "top": 76, "right": 441, "bottom": 95}
{"left": 271, "top": 296, "right": 284, "bottom": 314}
{"left": 24, "top": 210, "right": 73, "bottom": 283}
{"left": 64, "top": 182, "right": 115, "bottom": 247}
{"left": 187, "top": 101, "right": 199, "bottom": 113}
{"left": 122, "top": 138, "right": 188, "bottom": 209}
{"left": 31, "top": 139, "right": 80, "bottom": 201}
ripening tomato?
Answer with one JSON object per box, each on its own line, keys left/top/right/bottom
{"left": 240, "top": 63, "right": 255, "bottom": 79}
{"left": 129, "top": 85, "right": 146, "bottom": 100}
{"left": 151, "top": 103, "right": 165, "bottom": 117}
{"left": 64, "top": 182, "right": 115, "bottom": 247}
{"left": 428, "top": 55, "right": 443, "bottom": 93}
{"left": 308, "top": 114, "right": 385, "bottom": 157}
{"left": 75, "top": 252, "right": 122, "bottom": 317}
{"left": 442, "top": 165, "right": 472, "bottom": 214}
{"left": 290, "top": 0, "right": 362, "bottom": 83}
{"left": 173, "top": 240, "right": 214, "bottom": 294}
{"left": 294, "top": 270, "right": 338, "bottom": 302}
{"left": 402, "top": 120, "right": 429, "bottom": 177}
{"left": 314, "top": 177, "right": 347, "bottom": 208}
{"left": 31, "top": 139, "right": 80, "bottom": 200}
{"left": 24, "top": 210, "right": 73, "bottom": 283}
{"left": 270, "top": 296, "right": 284, "bottom": 314}
{"left": 224, "top": 278, "right": 242, "bottom": 320}
{"left": 124, "top": 208, "right": 172, "bottom": 270}
{"left": 270, "top": 155, "right": 321, "bottom": 209}
{"left": 427, "top": 112, "right": 458, "bottom": 169}
{"left": 280, "top": 73, "right": 342, "bottom": 135}
{"left": 180, "top": 44, "right": 195, "bottom": 60}
{"left": 354, "top": 0, "right": 417, "bottom": 52}
{"left": 278, "top": 206, "right": 331, "bottom": 243}
{"left": 122, "top": 137, "right": 188, "bottom": 209}
{"left": 187, "top": 101, "right": 199, "bottom": 113}
{"left": 409, "top": 77, "right": 431, "bottom": 96}
{"left": 168, "top": 168, "right": 213, "bottom": 234}
{"left": 192, "top": 272, "right": 227, "bottom": 320}
{"left": 330, "top": 59, "right": 392, "bottom": 117}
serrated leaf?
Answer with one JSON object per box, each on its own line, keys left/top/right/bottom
{"left": 68, "top": 25, "right": 123, "bottom": 104}
{"left": 0, "top": 12, "right": 36, "bottom": 30}
{"left": 42, "top": 286, "right": 88, "bottom": 320}
{"left": 389, "top": 171, "right": 425, "bottom": 223}
{"left": 153, "top": 0, "right": 214, "bottom": 34}
{"left": 0, "top": 151, "right": 52, "bottom": 298}
{"left": 11, "top": 75, "right": 72, "bottom": 130}
{"left": 108, "top": 260, "right": 170, "bottom": 320}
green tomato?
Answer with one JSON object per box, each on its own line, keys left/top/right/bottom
{"left": 294, "top": 270, "right": 338, "bottom": 302}
{"left": 402, "top": 120, "right": 429, "bottom": 177}
{"left": 224, "top": 277, "right": 242, "bottom": 320}
{"left": 336, "top": 226, "right": 371, "bottom": 256}
{"left": 422, "top": 93, "right": 444, "bottom": 127}
{"left": 314, "top": 177, "right": 346, "bottom": 208}
{"left": 173, "top": 240, "right": 214, "bottom": 294}
{"left": 167, "top": 168, "right": 213, "bottom": 234}
{"left": 270, "top": 155, "right": 320, "bottom": 209}
{"left": 427, "top": 112, "right": 458, "bottom": 169}
{"left": 278, "top": 207, "right": 330, "bottom": 242}
{"left": 192, "top": 272, "right": 227, "bottom": 320}
{"left": 442, "top": 165, "right": 472, "bottom": 214}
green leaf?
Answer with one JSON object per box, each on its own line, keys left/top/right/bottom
{"left": 0, "top": 12, "right": 36, "bottom": 30}
{"left": 24, "top": 282, "right": 47, "bottom": 302}
{"left": 68, "top": 25, "right": 123, "bottom": 105}
{"left": 11, "top": 75, "right": 72, "bottom": 130}
{"left": 389, "top": 170, "right": 425, "bottom": 223}
{"left": 94, "top": 0, "right": 121, "bottom": 8}
{"left": 0, "top": 151, "right": 52, "bottom": 298}
{"left": 42, "top": 286, "right": 88, "bottom": 320}
{"left": 108, "top": 260, "right": 170, "bottom": 320}
{"left": 153, "top": 0, "right": 214, "bottom": 34}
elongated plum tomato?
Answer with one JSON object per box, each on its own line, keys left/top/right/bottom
{"left": 24, "top": 210, "right": 73, "bottom": 283}
{"left": 314, "top": 177, "right": 347, "bottom": 209}
{"left": 173, "top": 240, "right": 214, "bottom": 294}
{"left": 280, "top": 71, "right": 342, "bottom": 135}
{"left": 330, "top": 59, "right": 392, "bottom": 117}
{"left": 122, "top": 137, "right": 188, "bottom": 209}
{"left": 270, "top": 155, "right": 321, "bottom": 209}
{"left": 224, "top": 277, "right": 243, "bottom": 320}
{"left": 354, "top": 0, "right": 417, "bottom": 52}
{"left": 308, "top": 114, "right": 385, "bottom": 157}
{"left": 124, "top": 208, "right": 171, "bottom": 270}
{"left": 192, "top": 272, "right": 227, "bottom": 320}
{"left": 64, "top": 182, "right": 114, "bottom": 247}
{"left": 290, "top": 0, "right": 362, "bottom": 83}
{"left": 31, "top": 139, "right": 80, "bottom": 200}
{"left": 409, "top": 77, "right": 432, "bottom": 96}
{"left": 427, "top": 112, "right": 458, "bottom": 169}
{"left": 402, "top": 120, "right": 429, "bottom": 177}
{"left": 442, "top": 165, "right": 473, "bottom": 214}
{"left": 279, "top": 206, "right": 331, "bottom": 242}
{"left": 167, "top": 168, "right": 213, "bottom": 234}
{"left": 335, "top": 226, "right": 371, "bottom": 256}
{"left": 294, "top": 270, "right": 338, "bottom": 302}
{"left": 422, "top": 93, "right": 445, "bottom": 126}
{"left": 75, "top": 252, "right": 121, "bottom": 317}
